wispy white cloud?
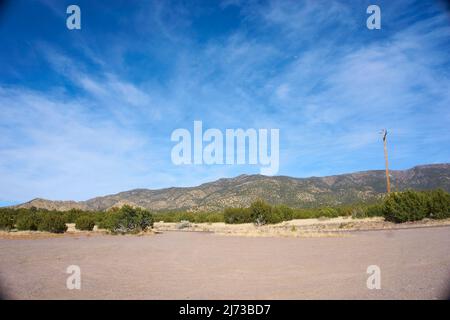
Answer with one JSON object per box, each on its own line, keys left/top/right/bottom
{"left": 1, "top": 0, "right": 449, "bottom": 201}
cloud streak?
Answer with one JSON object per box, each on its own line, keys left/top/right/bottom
{"left": 0, "top": 0, "right": 449, "bottom": 202}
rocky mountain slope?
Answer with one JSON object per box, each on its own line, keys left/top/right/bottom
{"left": 16, "top": 163, "right": 450, "bottom": 212}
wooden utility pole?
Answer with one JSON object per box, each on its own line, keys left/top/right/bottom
{"left": 381, "top": 129, "right": 391, "bottom": 193}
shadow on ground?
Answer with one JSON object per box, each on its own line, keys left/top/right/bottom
{"left": 0, "top": 279, "right": 10, "bottom": 300}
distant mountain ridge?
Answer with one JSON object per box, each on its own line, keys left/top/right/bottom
{"left": 16, "top": 163, "right": 450, "bottom": 212}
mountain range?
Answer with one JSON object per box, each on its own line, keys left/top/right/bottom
{"left": 16, "top": 163, "right": 450, "bottom": 212}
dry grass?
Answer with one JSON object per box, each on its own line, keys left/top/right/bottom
{"left": 0, "top": 230, "right": 78, "bottom": 240}
{"left": 153, "top": 216, "right": 450, "bottom": 237}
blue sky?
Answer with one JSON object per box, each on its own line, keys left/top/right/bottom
{"left": 1, "top": 0, "right": 450, "bottom": 204}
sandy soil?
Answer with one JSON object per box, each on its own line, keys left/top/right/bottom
{"left": 154, "top": 217, "right": 450, "bottom": 237}
{"left": 0, "top": 226, "right": 449, "bottom": 299}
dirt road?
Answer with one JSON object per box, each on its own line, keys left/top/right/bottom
{"left": 1, "top": 226, "right": 449, "bottom": 299}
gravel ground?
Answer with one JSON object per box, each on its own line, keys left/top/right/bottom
{"left": 0, "top": 226, "right": 449, "bottom": 299}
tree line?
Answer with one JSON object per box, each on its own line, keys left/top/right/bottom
{"left": 0, "top": 189, "right": 449, "bottom": 233}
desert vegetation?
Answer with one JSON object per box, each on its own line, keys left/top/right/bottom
{"left": 75, "top": 215, "right": 96, "bottom": 231}
{"left": 221, "top": 200, "right": 383, "bottom": 225}
{"left": 382, "top": 189, "right": 450, "bottom": 223}
{"left": 98, "top": 205, "right": 154, "bottom": 234}
{"left": 0, "top": 205, "right": 153, "bottom": 234}
{"left": 0, "top": 190, "right": 449, "bottom": 233}
{"left": 152, "top": 211, "right": 224, "bottom": 223}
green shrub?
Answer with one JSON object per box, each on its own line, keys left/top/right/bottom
{"left": 202, "top": 212, "right": 224, "bottom": 223}
{"left": 426, "top": 189, "right": 450, "bottom": 219}
{"left": 266, "top": 207, "right": 284, "bottom": 224}
{"left": 102, "top": 205, "right": 153, "bottom": 234}
{"left": 153, "top": 211, "right": 224, "bottom": 223}
{"left": 62, "top": 209, "right": 84, "bottom": 223}
{"left": 37, "top": 214, "right": 67, "bottom": 233}
{"left": 16, "top": 212, "right": 40, "bottom": 231}
{"left": 383, "top": 190, "right": 429, "bottom": 223}
{"left": 0, "top": 209, "right": 17, "bottom": 230}
{"left": 318, "top": 207, "right": 339, "bottom": 218}
{"left": 192, "top": 212, "right": 224, "bottom": 223}
{"left": 274, "top": 205, "right": 294, "bottom": 221}
{"left": 224, "top": 208, "right": 252, "bottom": 224}
{"left": 250, "top": 200, "right": 273, "bottom": 225}
{"left": 348, "top": 204, "right": 383, "bottom": 219}
{"left": 75, "top": 215, "right": 96, "bottom": 231}
{"left": 87, "top": 211, "right": 106, "bottom": 226}
{"left": 97, "top": 213, "right": 112, "bottom": 229}
{"left": 292, "top": 208, "right": 321, "bottom": 219}
{"left": 365, "top": 204, "right": 384, "bottom": 217}
{"left": 336, "top": 206, "right": 353, "bottom": 217}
